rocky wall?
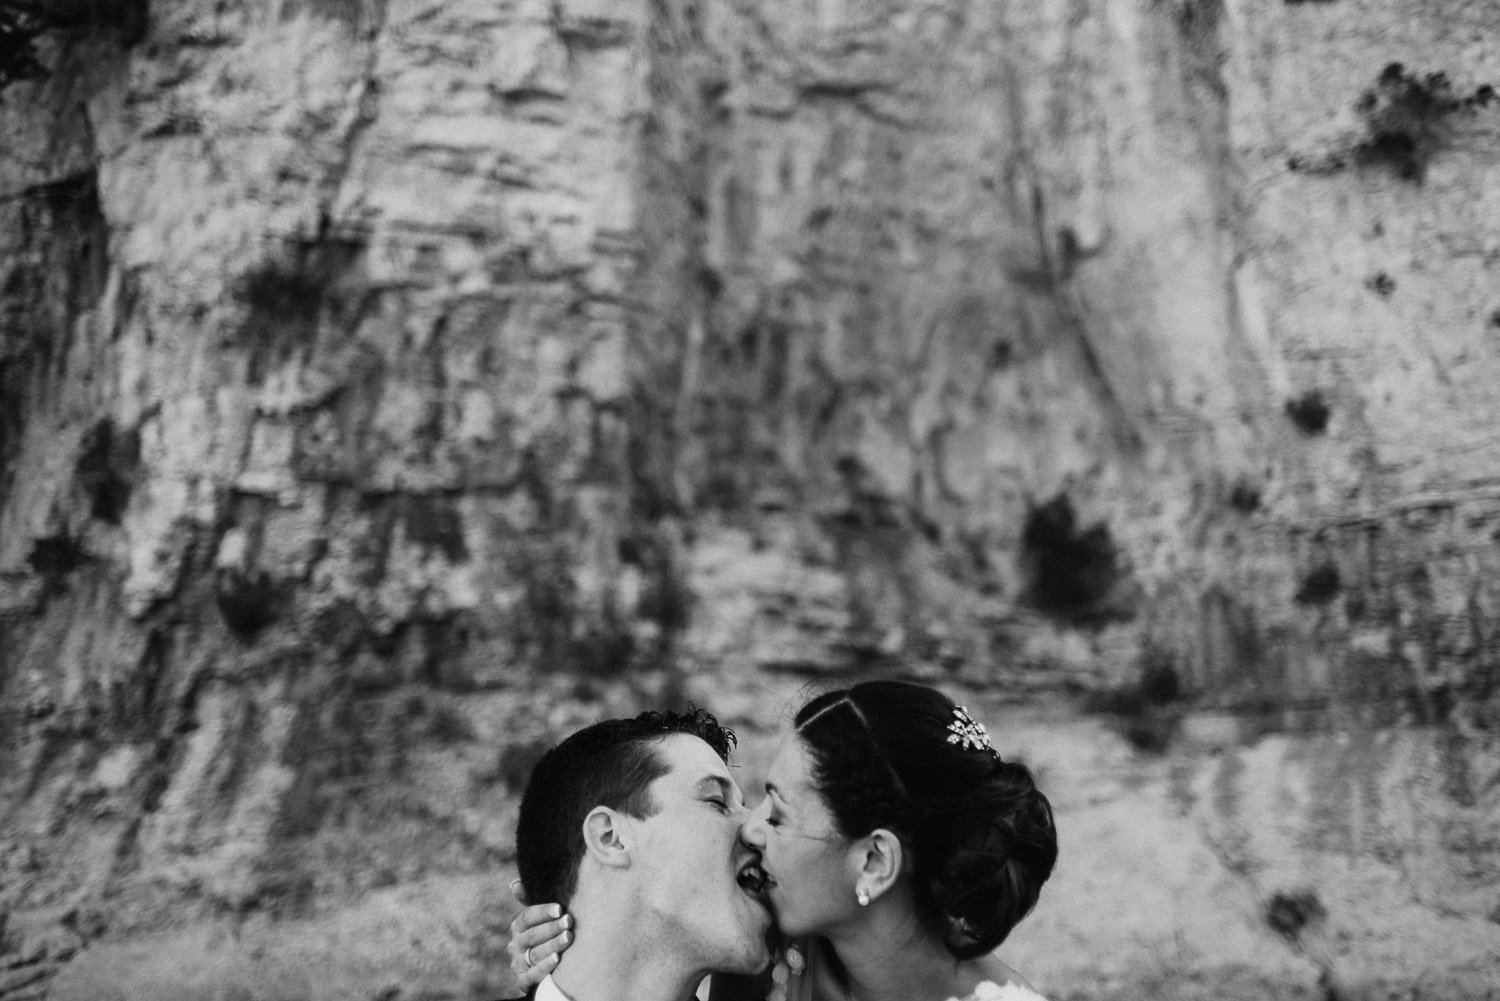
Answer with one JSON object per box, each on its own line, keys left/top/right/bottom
{"left": 1, "top": 0, "right": 1498, "bottom": 998}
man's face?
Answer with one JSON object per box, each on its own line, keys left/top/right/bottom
{"left": 628, "top": 734, "right": 772, "bottom": 975}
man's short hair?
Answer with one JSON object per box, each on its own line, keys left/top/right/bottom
{"left": 515, "top": 708, "right": 736, "bottom": 905}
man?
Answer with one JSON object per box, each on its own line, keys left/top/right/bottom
{"left": 508, "top": 708, "right": 773, "bottom": 1001}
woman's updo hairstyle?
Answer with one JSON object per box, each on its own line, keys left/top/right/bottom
{"left": 794, "top": 680, "right": 1057, "bottom": 960}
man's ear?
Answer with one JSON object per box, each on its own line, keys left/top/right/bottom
{"left": 582, "top": 806, "right": 632, "bottom": 869}
{"left": 853, "top": 828, "right": 903, "bottom": 904}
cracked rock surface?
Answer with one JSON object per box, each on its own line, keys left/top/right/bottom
{"left": 2, "top": 0, "right": 1499, "bottom": 998}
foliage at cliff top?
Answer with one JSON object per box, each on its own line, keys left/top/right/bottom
{"left": 0, "top": 2, "right": 50, "bottom": 95}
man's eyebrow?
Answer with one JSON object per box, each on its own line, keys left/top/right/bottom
{"left": 694, "top": 775, "right": 732, "bottom": 796}
{"left": 697, "top": 773, "right": 747, "bottom": 808}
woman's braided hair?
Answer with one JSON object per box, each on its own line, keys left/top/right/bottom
{"left": 794, "top": 681, "right": 1057, "bottom": 959}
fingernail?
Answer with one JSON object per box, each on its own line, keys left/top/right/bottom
{"left": 561, "top": 931, "right": 571, "bottom": 945}
{"left": 549, "top": 905, "right": 562, "bottom": 919}
{"left": 561, "top": 915, "right": 572, "bottom": 929}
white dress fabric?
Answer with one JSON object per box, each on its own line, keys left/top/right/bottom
{"left": 947, "top": 982, "right": 1048, "bottom": 1001}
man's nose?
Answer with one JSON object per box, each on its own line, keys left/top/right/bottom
{"left": 739, "top": 800, "right": 768, "bottom": 846}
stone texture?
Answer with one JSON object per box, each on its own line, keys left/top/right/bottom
{"left": 2, "top": 0, "right": 1499, "bottom": 998}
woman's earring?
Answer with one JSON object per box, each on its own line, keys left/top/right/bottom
{"left": 856, "top": 888, "right": 870, "bottom": 907}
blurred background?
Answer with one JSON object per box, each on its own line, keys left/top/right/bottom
{"left": 2, "top": 0, "right": 1499, "bottom": 998}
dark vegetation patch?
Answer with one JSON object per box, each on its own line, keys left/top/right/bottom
{"left": 3, "top": 171, "right": 108, "bottom": 335}
{"left": 60, "top": 905, "right": 109, "bottom": 945}
{"left": 1170, "top": 0, "right": 1223, "bottom": 67}
{"left": 1437, "top": 725, "right": 1475, "bottom": 807}
{"left": 1085, "top": 647, "right": 1186, "bottom": 754}
{"left": 42, "top": 0, "right": 149, "bottom": 41}
{"left": 1228, "top": 478, "right": 1262, "bottom": 513}
{"left": 1265, "top": 889, "right": 1326, "bottom": 941}
{"left": 395, "top": 494, "right": 468, "bottom": 562}
{"left": 1138, "top": 656, "right": 1184, "bottom": 704}
{"left": 512, "top": 542, "right": 638, "bottom": 677}
{"left": 1285, "top": 391, "right": 1331, "bottom": 435}
{"left": 1364, "top": 271, "right": 1395, "bottom": 297}
{"left": 1351, "top": 64, "right": 1494, "bottom": 182}
{"left": 1286, "top": 64, "right": 1497, "bottom": 181}
{"left": 215, "top": 567, "right": 287, "bottom": 640}
{"left": 39, "top": 171, "right": 110, "bottom": 322}
{"left": 565, "top": 615, "right": 636, "bottom": 676}
{"left": 698, "top": 265, "right": 724, "bottom": 300}
{"left": 618, "top": 532, "right": 693, "bottom": 637}
{"left": 231, "top": 222, "right": 366, "bottom": 381}
{"left": 3, "top": 170, "right": 110, "bottom": 513}
{"left": 422, "top": 701, "right": 477, "bottom": 745}
{"left": 0, "top": 275, "right": 38, "bottom": 507}
{"left": 0, "top": 0, "right": 148, "bottom": 96}
{"left": 488, "top": 736, "right": 553, "bottom": 792}
{"left": 1019, "top": 494, "right": 1134, "bottom": 627}
{"left": 1487, "top": 309, "right": 1500, "bottom": 330}
{"left": 27, "top": 534, "right": 90, "bottom": 577}
{"left": 0, "top": 3, "right": 48, "bottom": 92}
{"left": 74, "top": 417, "right": 140, "bottom": 524}
{"left": 1294, "top": 563, "right": 1341, "bottom": 606}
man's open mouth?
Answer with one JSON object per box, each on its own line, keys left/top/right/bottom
{"left": 736, "top": 859, "right": 769, "bottom": 897}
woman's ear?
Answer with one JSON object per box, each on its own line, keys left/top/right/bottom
{"left": 853, "top": 828, "right": 904, "bottom": 904}
{"left": 581, "top": 806, "right": 632, "bottom": 869}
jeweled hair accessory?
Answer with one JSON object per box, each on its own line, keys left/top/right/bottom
{"left": 946, "top": 705, "right": 998, "bottom": 755}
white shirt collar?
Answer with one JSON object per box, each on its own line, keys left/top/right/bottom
{"left": 535, "top": 972, "right": 712, "bottom": 1001}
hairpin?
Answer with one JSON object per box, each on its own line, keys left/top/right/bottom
{"left": 946, "top": 705, "right": 998, "bottom": 755}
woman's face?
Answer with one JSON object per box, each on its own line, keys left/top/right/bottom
{"left": 741, "top": 735, "right": 861, "bottom": 938}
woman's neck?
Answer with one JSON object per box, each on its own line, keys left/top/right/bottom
{"left": 817, "top": 910, "right": 985, "bottom": 1001}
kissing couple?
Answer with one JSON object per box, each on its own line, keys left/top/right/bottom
{"left": 502, "top": 680, "right": 1058, "bottom": 1001}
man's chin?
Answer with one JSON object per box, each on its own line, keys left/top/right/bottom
{"left": 724, "top": 915, "right": 775, "bottom": 975}
{"left": 724, "top": 941, "right": 773, "bottom": 977}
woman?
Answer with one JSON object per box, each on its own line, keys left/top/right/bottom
{"left": 508, "top": 681, "right": 1058, "bottom": 1001}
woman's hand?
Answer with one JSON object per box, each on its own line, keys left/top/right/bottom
{"left": 506, "top": 881, "right": 573, "bottom": 989}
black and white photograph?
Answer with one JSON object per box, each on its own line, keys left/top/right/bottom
{"left": 1, "top": 1, "right": 1498, "bottom": 998}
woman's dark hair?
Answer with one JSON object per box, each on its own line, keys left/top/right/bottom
{"left": 794, "top": 681, "right": 1057, "bottom": 959}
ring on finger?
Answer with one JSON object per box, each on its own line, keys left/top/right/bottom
{"left": 524, "top": 946, "right": 535, "bottom": 966}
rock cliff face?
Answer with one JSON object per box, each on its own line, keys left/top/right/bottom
{"left": 1, "top": 1, "right": 1498, "bottom": 999}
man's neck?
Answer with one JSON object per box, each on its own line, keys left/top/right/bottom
{"left": 550, "top": 910, "right": 705, "bottom": 1001}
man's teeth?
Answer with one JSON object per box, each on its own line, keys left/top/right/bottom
{"left": 737, "top": 863, "right": 768, "bottom": 894}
